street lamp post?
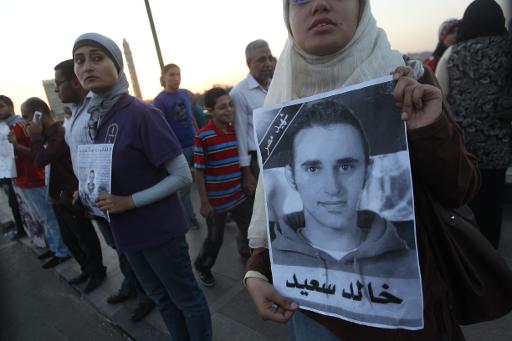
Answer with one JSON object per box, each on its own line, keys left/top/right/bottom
{"left": 144, "top": 0, "right": 165, "bottom": 72}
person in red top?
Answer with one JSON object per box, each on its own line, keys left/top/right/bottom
{"left": 193, "top": 87, "right": 254, "bottom": 287}
{"left": 2, "top": 95, "right": 71, "bottom": 268}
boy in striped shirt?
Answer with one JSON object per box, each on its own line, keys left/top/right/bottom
{"left": 193, "top": 87, "right": 254, "bottom": 287}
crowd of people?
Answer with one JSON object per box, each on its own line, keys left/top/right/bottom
{"left": 0, "top": 0, "right": 510, "bottom": 340}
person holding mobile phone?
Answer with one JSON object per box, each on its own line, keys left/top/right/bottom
{"left": 21, "top": 97, "right": 106, "bottom": 292}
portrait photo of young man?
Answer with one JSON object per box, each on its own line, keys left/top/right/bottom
{"left": 254, "top": 79, "right": 423, "bottom": 329}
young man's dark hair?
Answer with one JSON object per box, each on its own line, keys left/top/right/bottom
{"left": 286, "top": 99, "right": 370, "bottom": 172}
{"left": 204, "top": 87, "right": 228, "bottom": 109}
{"left": 22, "top": 97, "right": 52, "bottom": 117}
{"left": 54, "top": 59, "right": 76, "bottom": 80}
{"left": 0, "top": 95, "right": 14, "bottom": 111}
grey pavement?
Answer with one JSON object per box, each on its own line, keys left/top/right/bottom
{"left": 0, "top": 233, "right": 129, "bottom": 341}
{"left": 1, "top": 183, "right": 512, "bottom": 340}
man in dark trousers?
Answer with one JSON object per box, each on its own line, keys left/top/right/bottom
{"left": 22, "top": 97, "right": 107, "bottom": 293}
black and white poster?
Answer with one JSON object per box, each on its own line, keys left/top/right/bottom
{"left": 77, "top": 144, "right": 113, "bottom": 221}
{"left": 253, "top": 76, "right": 423, "bottom": 329}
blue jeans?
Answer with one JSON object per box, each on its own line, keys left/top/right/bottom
{"left": 288, "top": 310, "right": 340, "bottom": 341}
{"left": 22, "top": 187, "right": 69, "bottom": 257}
{"left": 126, "top": 237, "right": 212, "bottom": 341}
{"left": 179, "top": 146, "right": 196, "bottom": 223}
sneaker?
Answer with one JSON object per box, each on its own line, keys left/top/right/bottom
{"left": 37, "top": 250, "right": 54, "bottom": 260}
{"left": 42, "top": 256, "right": 71, "bottom": 269}
{"left": 197, "top": 269, "right": 216, "bottom": 287}
{"left": 130, "top": 301, "right": 156, "bottom": 323}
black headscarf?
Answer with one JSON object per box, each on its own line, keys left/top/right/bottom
{"left": 458, "top": 0, "right": 507, "bottom": 42}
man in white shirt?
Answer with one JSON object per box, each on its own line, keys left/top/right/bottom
{"left": 230, "top": 39, "right": 276, "bottom": 195}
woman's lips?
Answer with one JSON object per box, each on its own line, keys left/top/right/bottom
{"left": 84, "top": 76, "right": 98, "bottom": 82}
{"left": 309, "top": 17, "right": 336, "bottom": 31}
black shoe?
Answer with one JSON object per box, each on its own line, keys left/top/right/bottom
{"left": 37, "top": 250, "right": 54, "bottom": 260}
{"left": 68, "top": 272, "right": 89, "bottom": 285}
{"left": 106, "top": 291, "right": 136, "bottom": 304}
{"left": 197, "top": 269, "right": 216, "bottom": 287}
{"left": 0, "top": 221, "right": 14, "bottom": 233}
{"left": 84, "top": 273, "right": 106, "bottom": 294}
{"left": 130, "top": 301, "right": 156, "bottom": 323}
{"left": 42, "top": 256, "right": 70, "bottom": 269}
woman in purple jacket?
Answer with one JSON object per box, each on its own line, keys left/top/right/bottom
{"left": 72, "top": 32, "right": 211, "bottom": 341}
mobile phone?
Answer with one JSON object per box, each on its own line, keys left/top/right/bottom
{"left": 32, "top": 111, "right": 42, "bottom": 123}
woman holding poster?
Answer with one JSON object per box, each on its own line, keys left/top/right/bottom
{"left": 72, "top": 33, "right": 212, "bottom": 340}
{"left": 244, "top": 1, "right": 479, "bottom": 340}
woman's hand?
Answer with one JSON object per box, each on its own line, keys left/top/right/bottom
{"left": 96, "top": 194, "right": 135, "bottom": 214}
{"left": 393, "top": 76, "right": 443, "bottom": 130}
{"left": 246, "top": 277, "right": 298, "bottom": 323}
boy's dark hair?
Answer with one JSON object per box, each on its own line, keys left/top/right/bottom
{"left": 204, "top": 87, "right": 228, "bottom": 109}
{"left": 0, "top": 95, "right": 14, "bottom": 111}
{"left": 54, "top": 59, "right": 76, "bottom": 80}
{"left": 286, "top": 99, "right": 370, "bottom": 170}
{"left": 160, "top": 63, "right": 180, "bottom": 87}
{"left": 22, "top": 97, "right": 52, "bottom": 117}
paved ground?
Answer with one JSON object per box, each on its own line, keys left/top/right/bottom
{"left": 1, "top": 184, "right": 511, "bottom": 340}
{"left": 0, "top": 235, "right": 129, "bottom": 341}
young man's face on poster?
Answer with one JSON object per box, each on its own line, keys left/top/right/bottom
{"left": 287, "top": 123, "right": 367, "bottom": 233}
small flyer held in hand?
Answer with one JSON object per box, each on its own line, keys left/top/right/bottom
{"left": 77, "top": 144, "right": 113, "bottom": 221}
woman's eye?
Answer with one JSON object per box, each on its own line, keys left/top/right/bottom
{"left": 291, "top": 0, "right": 311, "bottom": 4}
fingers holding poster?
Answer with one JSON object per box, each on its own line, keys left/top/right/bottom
{"left": 77, "top": 144, "right": 113, "bottom": 221}
{"left": 253, "top": 76, "right": 423, "bottom": 329}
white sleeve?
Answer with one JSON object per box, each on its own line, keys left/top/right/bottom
{"left": 231, "top": 89, "right": 252, "bottom": 167}
{"left": 247, "top": 174, "right": 269, "bottom": 248}
{"left": 436, "top": 46, "right": 452, "bottom": 96}
{"left": 131, "top": 154, "right": 192, "bottom": 208}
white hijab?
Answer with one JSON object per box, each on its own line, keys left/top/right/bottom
{"left": 249, "top": 0, "right": 406, "bottom": 248}
{"left": 265, "top": 0, "right": 405, "bottom": 106}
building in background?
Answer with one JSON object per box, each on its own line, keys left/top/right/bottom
{"left": 123, "top": 39, "right": 142, "bottom": 99}
{"left": 42, "top": 79, "right": 66, "bottom": 121}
